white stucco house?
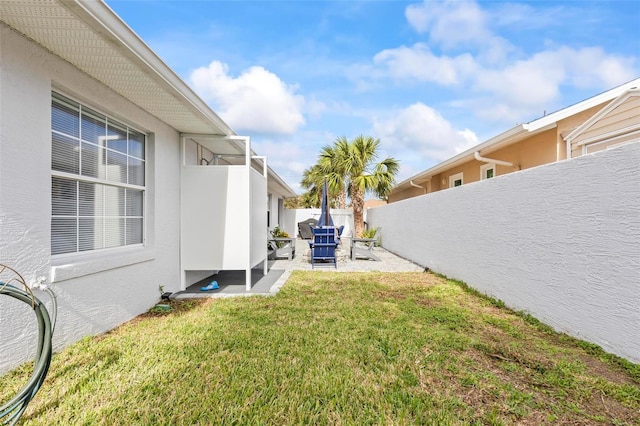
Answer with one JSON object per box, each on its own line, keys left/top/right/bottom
{"left": 0, "top": 0, "right": 295, "bottom": 373}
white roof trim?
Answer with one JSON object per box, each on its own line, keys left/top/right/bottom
{"left": 0, "top": 0, "right": 234, "bottom": 136}
{"left": 64, "top": 0, "right": 235, "bottom": 136}
{"left": 392, "top": 78, "right": 640, "bottom": 193}
{"left": 393, "top": 124, "right": 527, "bottom": 190}
{"left": 526, "top": 80, "right": 639, "bottom": 132}
{"left": 565, "top": 87, "right": 640, "bottom": 143}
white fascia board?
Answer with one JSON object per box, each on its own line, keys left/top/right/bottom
{"left": 527, "top": 78, "right": 640, "bottom": 132}
{"left": 565, "top": 88, "right": 640, "bottom": 143}
{"left": 392, "top": 78, "right": 640, "bottom": 194}
{"left": 63, "top": 0, "right": 235, "bottom": 136}
{"left": 393, "top": 124, "right": 527, "bottom": 191}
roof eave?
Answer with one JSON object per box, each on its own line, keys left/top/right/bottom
{"left": 392, "top": 124, "right": 528, "bottom": 192}
{"left": 267, "top": 166, "right": 298, "bottom": 198}
{"left": 527, "top": 78, "right": 640, "bottom": 132}
{"left": 391, "top": 77, "right": 640, "bottom": 195}
{"left": 62, "top": 0, "right": 235, "bottom": 136}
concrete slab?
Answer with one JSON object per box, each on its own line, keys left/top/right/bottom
{"left": 174, "top": 268, "right": 284, "bottom": 299}
{"left": 173, "top": 239, "right": 423, "bottom": 299}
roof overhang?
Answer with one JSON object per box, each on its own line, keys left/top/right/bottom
{"left": 0, "top": 0, "right": 234, "bottom": 136}
{"left": 391, "top": 77, "right": 640, "bottom": 195}
{"left": 392, "top": 124, "right": 532, "bottom": 193}
{"left": 565, "top": 88, "right": 640, "bottom": 145}
{"left": 1, "top": 0, "right": 297, "bottom": 198}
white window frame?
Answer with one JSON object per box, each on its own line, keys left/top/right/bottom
{"left": 480, "top": 163, "right": 496, "bottom": 180}
{"left": 51, "top": 92, "right": 147, "bottom": 258}
{"left": 449, "top": 172, "right": 463, "bottom": 188}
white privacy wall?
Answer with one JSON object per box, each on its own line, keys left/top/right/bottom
{"left": 0, "top": 26, "right": 183, "bottom": 373}
{"left": 181, "top": 166, "right": 248, "bottom": 271}
{"left": 280, "top": 208, "right": 354, "bottom": 238}
{"left": 250, "top": 169, "right": 268, "bottom": 267}
{"left": 367, "top": 142, "right": 640, "bottom": 363}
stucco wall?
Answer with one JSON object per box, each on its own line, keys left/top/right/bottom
{"left": 367, "top": 142, "right": 640, "bottom": 363}
{"left": 0, "top": 26, "right": 184, "bottom": 373}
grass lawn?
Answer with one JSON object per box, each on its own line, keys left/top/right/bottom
{"left": 2, "top": 271, "right": 639, "bottom": 425}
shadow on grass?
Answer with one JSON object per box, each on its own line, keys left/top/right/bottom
{"left": 139, "top": 298, "right": 209, "bottom": 319}
{"left": 21, "top": 347, "right": 122, "bottom": 421}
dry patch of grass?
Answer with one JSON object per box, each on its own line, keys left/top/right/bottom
{"left": 1, "top": 271, "right": 638, "bottom": 425}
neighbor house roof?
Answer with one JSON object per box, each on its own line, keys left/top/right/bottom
{"left": 391, "top": 78, "right": 640, "bottom": 194}
{"left": 565, "top": 88, "right": 640, "bottom": 147}
{"left": 0, "top": 0, "right": 297, "bottom": 198}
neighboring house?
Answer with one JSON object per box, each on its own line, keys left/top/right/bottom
{"left": 364, "top": 199, "right": 387, "bottom": 209}
{"left": 389, "top": 79, "right": 640, "bottom": 202}
{"left": 0, "top": 0, "right": 295, "bottom": 373}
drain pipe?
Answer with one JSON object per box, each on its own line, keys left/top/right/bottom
{"left": 410, "top": 180, "right": 426, "bottom": 193}
{"left": 474, "top": 151, "right": 520, "bottom": 170}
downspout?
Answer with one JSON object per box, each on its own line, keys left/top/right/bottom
{"left": 410, "top": 180, "right": 426, "bottom": 194}
{"left": 474, "top": 151, "right": 520, "bottom": 170}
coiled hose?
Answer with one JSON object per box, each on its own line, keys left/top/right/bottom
{"left": 0, "top": 279, "right": 56, "bottom": 426}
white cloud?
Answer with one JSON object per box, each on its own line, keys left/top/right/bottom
{"left": 251, "top": 131, "right": 337, "bottom": 193}
{"left": 190, "top": 61, "right": 306, "bottom": 135}
{"left": 373, "top": 43, "right": 477, "bottom": 85}
{"left": 372, "top": 103, "right": 478, "bottom": 163}
{"left": 405, "top": 0, "right": 511, "bottom": 59}
{"left": 561, "top": 47, "right": 637, "bottom": 89}
{"left": 395, "top": 1, "right": 637, "bottom": 125}
{"left": 406, "top": 0, "right": 486, "bottom": 45}
{"left": 472, "top": 47, "right": 637, "bottom": 122}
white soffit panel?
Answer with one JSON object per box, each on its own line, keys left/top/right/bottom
{"left": 0, "top": 0, "right": 229, "bottom": 136}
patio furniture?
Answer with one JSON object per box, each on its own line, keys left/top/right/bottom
{"left": 309, "top": 226, "right": 339, "bottom": 268}
{"left": 268, "top": 237, "right": 296, "bottom": 260}
{"left": 297, "top": 218, "right": 318, "bottom": 239}
{"left": 337, "top": 225, "right": 345, "bottom": 244}
{"left": 350, "top": 234, "right": 380, "bottom": 261}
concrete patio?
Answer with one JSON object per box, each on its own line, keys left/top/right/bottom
{"left": 174, "top": 238, "right": 423, "bottom": 299}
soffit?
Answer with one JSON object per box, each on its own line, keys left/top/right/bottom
{"left": 0, "top": 0, "right": 230, "bottom": 136}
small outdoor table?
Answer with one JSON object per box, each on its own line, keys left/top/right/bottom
{"left": 268, "top": 237, "right": 296, "bottom": 260}
{"left": 350, "top": 237, "right": 380, "bottom": 261}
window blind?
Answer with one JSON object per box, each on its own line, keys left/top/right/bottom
{"left": 51, "top": 93, "right": 145, "bottom": 255}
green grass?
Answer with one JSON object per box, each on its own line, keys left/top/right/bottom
{"left": 2, "top": 272, "right": 639, "bottom": 425}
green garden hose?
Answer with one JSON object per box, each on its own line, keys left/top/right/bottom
{"left": 0, "top": 281, "right": 56, "bottom": 425}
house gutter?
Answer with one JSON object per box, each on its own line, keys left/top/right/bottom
{"left": 474, "top": 151, "right": 520, "bottom": 170}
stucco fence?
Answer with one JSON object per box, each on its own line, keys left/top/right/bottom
{"left": 367, "top": 142, "right": 640, "bottom": 363}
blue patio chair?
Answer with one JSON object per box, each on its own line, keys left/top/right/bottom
{"left": 308, "top": 226, "right": 339, "bottom": 268}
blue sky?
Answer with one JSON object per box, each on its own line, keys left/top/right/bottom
{"left": 107, "top": 0, "right": 639, "bottom": 193}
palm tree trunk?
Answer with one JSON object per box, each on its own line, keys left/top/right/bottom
{"left": 337, "top": 189, "right": 346, "bottom": 209}
{"left": 351, "top": 184, "right": 365, "bottom": 237}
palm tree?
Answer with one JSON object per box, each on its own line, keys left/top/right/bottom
{"left": 301, "top": 145, "right": 349, "bottom": 210}
{"left": 300, "top": 135, "right": 399, "bottom": 236}
{"left": 342, "top": 135, "right": 399, "bottom": 237}
{"left": 300, "top": 165, "right": 323, "bottom": 207}
{"left": 317, "top": 138, "right": 350, "bottom": 209}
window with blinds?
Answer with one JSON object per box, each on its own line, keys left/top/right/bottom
{"left": 51, "top": 93, "right": 145, "bottom": 255}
